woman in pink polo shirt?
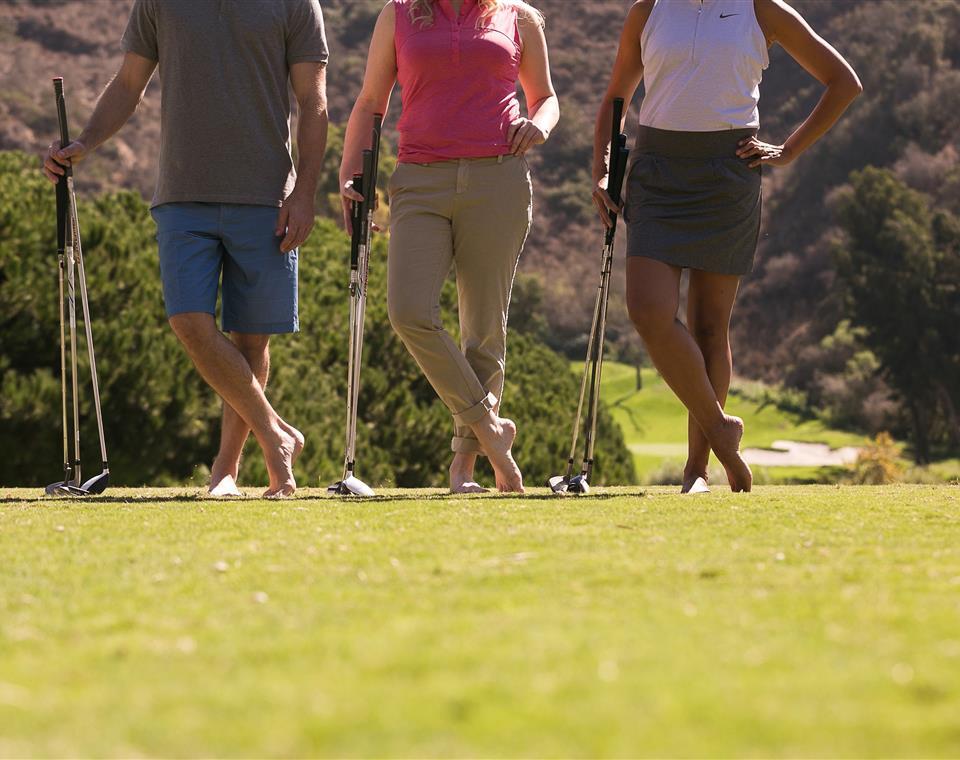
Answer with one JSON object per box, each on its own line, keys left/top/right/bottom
{"left": 340, "top": 0, "right": 559, "bottom": 493}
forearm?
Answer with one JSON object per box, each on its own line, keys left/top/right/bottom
{"left": 293, "top": 102, "right": 329, "bottom": 196}
{"left": 782, "top": 79, "right": 861, "bottom": 160}
{"left": 528, "top": 94, "right": 559, "bottom": 139}
{"left": 76, "top": 75, "right": 145, "bottom": 150}
{"left": 592, "top": 96, "right": 624, "bottom": 184}
{"left": 339, "top": 94, "right": 388, "bottom": 186}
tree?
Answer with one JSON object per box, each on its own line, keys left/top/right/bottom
{"left": 834, "top": 167, "right": 960, "bottom": 462}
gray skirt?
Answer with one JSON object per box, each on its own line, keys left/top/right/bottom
{"left": 623, "top": 126, "right": 761, "bottom": 275}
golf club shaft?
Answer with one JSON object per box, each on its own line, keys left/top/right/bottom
{"left": 66, "top": 204, "right": 80, "bottom": 485}
{"left": 53, "top": 78, "right": 74, "bottom": 484}
{"left": 581, "top": 252, "right": 608, "bottom": 476}
{"left": 343, "top": 168, "right": 366, "bottom": 479}
{"left": 562, "top": 258, "right": 606, "bottom": 480}
{"left": 582, "top": 245, "right": 615, "bottom": 479}
{"left": 337, "top": 118, "right": 382, "bottom": 486}
{"left": 566, "top": 98, "right": 630, "bottom": 485}
{"left": 69, "top": 189, "right": 108, "bottom": 467}
{"left": 58, "top": 253, "right": 70, "bottom": 482}
{"left": 342, "top": 291, "right": 359, "bottom": 478}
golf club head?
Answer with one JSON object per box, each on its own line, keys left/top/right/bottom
{"left": 566, "top": 474, "right": 591, "bottom": 495}
{"left": 547, "top": 475, "right": 570, "bottom": 494}
{"left": 44, "top": 482, "right": 90, "bottom": 497}
{"left": 327, "top": 475, "right": 375, "bottom": 497}
{"left": 45, "top": 480, "right": 69, "bottom": 495}
{"left": 80, "top": 470, "right": 109, "bottom": 495}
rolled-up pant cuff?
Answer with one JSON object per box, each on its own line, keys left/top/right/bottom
{"left": 451, "top": 435, "right": 484, "bottom": 455}
{"left": 452, "top": 391, "right": 497, "bottom": 427}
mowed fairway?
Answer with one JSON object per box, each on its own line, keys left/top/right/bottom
{"left": 2, "top": 486, "right": 959, "bottom": 757}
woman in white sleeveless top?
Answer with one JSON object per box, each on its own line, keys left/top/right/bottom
{"left": 593, "top": 0, "right": 861, "bottom": 493}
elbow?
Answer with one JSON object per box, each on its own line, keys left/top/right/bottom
{"left": 354, "top": 90, "right": 388, "bottom": 117}
{"left": 838, "top": 70, "right": 863, "bottom": 103}
{"left": 847, "top": 70, "right": 864, "bottom": 99}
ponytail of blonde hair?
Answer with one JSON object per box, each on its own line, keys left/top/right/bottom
{"left": 407, "top": 0, "right": 544, "bottom": 29}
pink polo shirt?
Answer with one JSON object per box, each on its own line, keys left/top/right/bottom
{"left": 394, "top": 0, "right": 522, "bottom": 163}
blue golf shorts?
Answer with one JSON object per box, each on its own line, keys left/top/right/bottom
{"left": 150, "top": 202, "right": 299, "bottom": 334}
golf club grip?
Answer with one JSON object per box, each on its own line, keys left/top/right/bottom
{"left": 350, "top": 172, "right": 363, "bottom": 268}
{"left": 360, "top": 149, "right": 374, "bottom": 226}
{"left": 53, "top": 78, "right": 73, "bottom": 179}
{"left": 610, "top": 144, "right": 629, "bottom": 206}
{"left": 368, "top": 115, "right": 382, "bottom": 208}
{"left": 371, "top": 113, "right": 383, "bottom": 175}
{"left": 609, "top": 97, "right": 624, "bottom": 172}
{"left": 56, "top": 183, "right": 68, "bottom": 250}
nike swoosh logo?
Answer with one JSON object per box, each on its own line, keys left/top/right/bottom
{"left": 719, "top": 12, "right": 740, "bottom": 18}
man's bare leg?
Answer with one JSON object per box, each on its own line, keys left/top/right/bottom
{"left": 625, "top": 258, "right": 751, "bottom": 492}
{"left": 683, "top": 270, "right": 741, "bottom": 493}
{"left": 209, "top": 333, "right": 304, "bottom": 492}
{"left": 210, "top": 333, "right": 269, "bottom": 493}
{"left": 169, "top": 313, "right": 302, "bottom": 497}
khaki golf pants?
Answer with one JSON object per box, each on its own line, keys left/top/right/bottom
{"left": 387, "top": 154, "right": 532, "bottom": 454}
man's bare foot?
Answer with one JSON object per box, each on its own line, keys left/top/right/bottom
{"left": 210, "top": 474, "right": 242, "bottom": 497}
{"left": 449, "top": 452, "right": 489, "bottom": 494}
{"left": 209, "top": 453, "right": 240, "bottom": 493}
{"left": 262, "top": 425, "right": 302, "bottom": 498}
{"left": 705, "top": 415, "right": 752, "bottom": 492}
{"left": 281, "top": 422, "right": 305, "bottom": 466}
{"left": 471, "top": 414, "right": 523, "bottom": 493}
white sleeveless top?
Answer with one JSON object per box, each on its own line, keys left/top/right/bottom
{"left": 638, "top": 0, "right": 769, "bottom": 131}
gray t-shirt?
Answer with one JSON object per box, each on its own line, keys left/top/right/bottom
{"left": 122, "top": 0, "right": 328, "bottom": 208}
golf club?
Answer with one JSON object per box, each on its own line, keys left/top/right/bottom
{"left": 328, "top": 114, "right": 383, "bottom": 497}
{"left": 45, "top": 77, "right": 110, "bottom": 496}
{"left": 548, "top": 97, "right": 630, "bottom": 495}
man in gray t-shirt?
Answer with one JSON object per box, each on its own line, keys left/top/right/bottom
{"left": 43, "top": 0, "right": 330, "bottom": 498}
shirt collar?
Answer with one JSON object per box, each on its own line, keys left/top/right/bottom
{"left": 437, "top": 0, "right": 478, "bottom": 22}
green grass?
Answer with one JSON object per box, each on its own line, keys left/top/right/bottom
{"left": 600, "top": 362, "right": 870, "bottom": 483}
{"left": 2, "top": 485, "right": 960, "bottom": 757}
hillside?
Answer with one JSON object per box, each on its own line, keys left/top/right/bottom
{"left": 2, "top": 0, "right": 958, "bottom": 454}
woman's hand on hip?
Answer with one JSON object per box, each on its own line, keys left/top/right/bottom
{"left": 507, "top": 118, "right": 547, "bottom": 155}
{"left": 736, "top": 136, "right": 794, "bottom": 168}
{"left": 592, "top": 178, "right": 622, "bottom": 229}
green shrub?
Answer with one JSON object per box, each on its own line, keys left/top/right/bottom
{"left": 847, "top": 432, "right": 904, "bottom": 485}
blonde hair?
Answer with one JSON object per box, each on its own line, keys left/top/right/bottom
{"left": 408, "top": 0, "right": 544, "bottom": 29}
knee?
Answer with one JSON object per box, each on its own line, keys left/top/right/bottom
{"left": 169, "top": 312, "right": 216, "bottom": 349}
{"left": 387, "top": 291, "right": 435, "bottom": 338}
{"left": 232, "top": 332, "right": 270, "bottom": 360}
{"left": 690, "top": 319, "right": 729, "bottom": 354}
{"left": 627, "top": 295, "right": 675, "bottom": 343}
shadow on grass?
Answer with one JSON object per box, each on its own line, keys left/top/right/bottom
{"left": 2, "top": 488, "right": 647, "bottom": 505}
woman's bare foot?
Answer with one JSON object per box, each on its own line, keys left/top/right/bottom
{"left": 449, "top": 452, "right": 489, "bottom": 494}
{"left": 470, "top": 414, "right": 523, "bottom": 493}
{"left": 705, "top": 415, "right": 752, "bottom": 492}
{"left": 262, "top": 425, "right": 303, "bottom": 498}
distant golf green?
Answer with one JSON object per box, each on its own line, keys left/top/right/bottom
{"left": 2, "top": 486, "right": 959, "bottom": 757}
{"left": 599, "top": 362, "right": 870, "bottom": 484}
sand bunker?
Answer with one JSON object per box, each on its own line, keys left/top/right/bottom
{"left": 742, "top": 440, "right": 861, "bottom": 467}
